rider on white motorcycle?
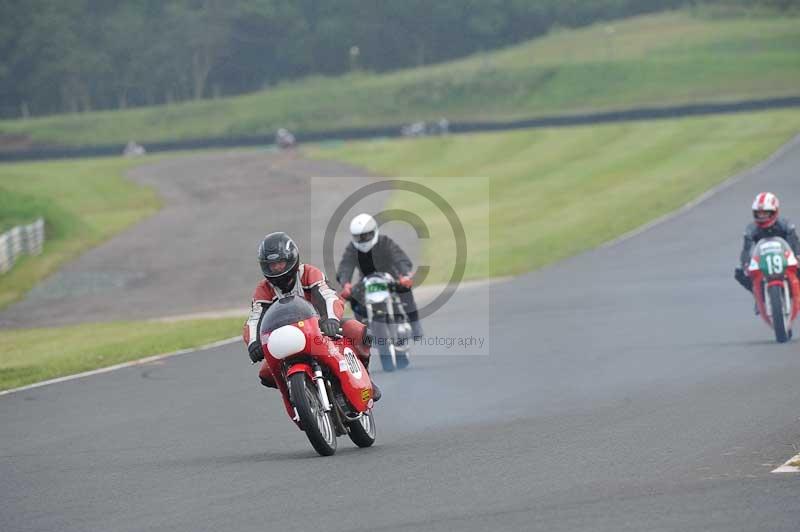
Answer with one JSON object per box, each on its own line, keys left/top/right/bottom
{"left": 337, "top": 213, "right": 424, "bottom": 340}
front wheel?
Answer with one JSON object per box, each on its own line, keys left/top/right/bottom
{"left": 393, "top": 321, "right": 411, "bottom": 370}
{"left": 347, "top": 409, "right": 377, "bottom": 448}
{"left": 371, "top": 321, "right": 395, "bottom": 372}
{"left": 379, "top": 343, "right": 395, "bottom": 372}
{"left": 289, "top": 372, "right": 337, "bottom": 456}
{"left": 768, "top": 284, "right": 789, "bottom": 343}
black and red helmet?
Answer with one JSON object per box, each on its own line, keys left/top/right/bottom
{"left": 258, "top": 232, "right": 299, "bottom": 292}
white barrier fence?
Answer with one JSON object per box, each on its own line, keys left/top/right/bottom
{"left": 0, "top": 218, "right": 45, "bottom": 274}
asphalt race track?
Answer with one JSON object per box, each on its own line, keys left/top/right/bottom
{"left": 3, "top": 139, "right": 800, "bottom": 531}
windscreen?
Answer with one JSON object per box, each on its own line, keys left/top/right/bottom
{"left": 752, "top": 237, "right": 791, "bottom": 259}
{"left": 260, "top": 296, "right": 318, "bottom": 335}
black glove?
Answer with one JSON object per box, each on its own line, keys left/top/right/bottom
{"left": 319, "top": 318, "right": 341, "bottom": 337}
{"left": 734, "top": 267, "right": 753, "bottom": 292}
{"left": 248, "top": 342, "right": 264, "bottom": 363}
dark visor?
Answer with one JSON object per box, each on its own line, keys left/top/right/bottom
{"left": 260, "top": 257, "right": 292, "bottom": 277}
{"left": 354, "top": 231, "right": 375, "bottom": 243}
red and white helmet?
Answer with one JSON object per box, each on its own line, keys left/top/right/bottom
{"left": 752, "top": 192, "right": 780, "bottom": 229}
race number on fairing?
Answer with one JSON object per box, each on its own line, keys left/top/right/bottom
{"left": 760, "top": 253, "right": 786, "bottom": 276}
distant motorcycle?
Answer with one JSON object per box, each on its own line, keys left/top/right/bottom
{"left": 746, "top": 237, "right": 800, "bottom": 343}
{"left": 259, "top": 295, "right": 377, "bottom": 456}
{"left": 275, "top": 128, "right": 296, "bottom": 149}
{"left": 347, "top": 272, "right": 411, "bottom": 372}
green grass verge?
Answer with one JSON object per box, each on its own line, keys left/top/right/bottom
{"left": 0, "top": 317, "right": 244, "bottom": 392}
{"left": 310, "top": 109, "right": 800, "bottom": 282}
{"left": 1, "top": 11, "right": 798, "bottom": 146}
{"left": 0, "top": 157, "right": 161, "bottom": 309}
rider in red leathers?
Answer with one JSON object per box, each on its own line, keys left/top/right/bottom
{"left": 242, "top": 232, "right": 379, "bottom": 399}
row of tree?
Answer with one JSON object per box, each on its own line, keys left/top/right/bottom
{"left": 0, "top": 0, "right": 794, "bottom": 119}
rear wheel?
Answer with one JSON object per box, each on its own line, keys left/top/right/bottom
{"left": 768, "top": 284, "right": 789, "bottom": 343}
{"left": 289, "top": 372, "right": 337, "bottom": 456}
{"left": 347, "top": 409, "right": 376, "bottom": 448}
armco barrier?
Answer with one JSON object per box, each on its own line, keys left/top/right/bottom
{"left": 0, "top": 218, "right": 45, "bottom": 274}
{"left": 1, "top": 95, "right": 798, "bottom": 163}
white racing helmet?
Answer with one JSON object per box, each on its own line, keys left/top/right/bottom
{"left": 349, "top": 213, "right": 379, "bottom": 252}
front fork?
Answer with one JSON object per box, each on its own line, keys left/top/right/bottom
{"left": 366, "top": 302, "right": 397, "bottom": 345}
{"left": 312, "top": 361, "right": 332, "bottom": 412}
{"left": 285, "top": 361, "right": 332, "bottom": 419}
{"left": 312, "top": 361, "right": 350, "bottom": 436}
{"left": 764, "top": 280, "right": 792, "bottom": 318}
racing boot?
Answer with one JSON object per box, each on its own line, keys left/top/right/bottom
{"left": 357, "top": 344, "right": 381, "bottom": 401}
{"left": 354, "top": 341, "right": 382, "bottom": 402}
{"left": 358, "top": 342, "right": 381, "bottom": 402}
{"left": 370, "top": 380, "right": 382, "bottom": 402}
{"left": 258, "top": 361, "right": 277, "bottom": 389}
{"left": 342, "top": 319, "right": 381, "bottom": 402}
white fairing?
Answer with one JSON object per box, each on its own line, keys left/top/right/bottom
{"left": 749, "top": 238, "right": 798, "bottom": 271}
{"left": 266, "top": 325, "right": 306, "bottom": 359}
{"left": 366, "top": 286, "right": 390, "bottom": 304}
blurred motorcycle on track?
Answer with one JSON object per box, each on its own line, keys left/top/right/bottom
{"left": 344, "top": 272, "right": 412, "bottom": 372}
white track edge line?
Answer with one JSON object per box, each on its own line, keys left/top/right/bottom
{"left": 0, "top": 336, "right": 240, "bottom": 398}
{"left": 601, "top": 133, "right": 800, "bottom": 249}
{"left": 772, "top": 452, "right": 800, "bottom": 473}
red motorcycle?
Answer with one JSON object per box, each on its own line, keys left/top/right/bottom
{"left": 746, "top": 237, "right": 800, "bottom": 343}
{"left": 259, "top": 295, "right": 377, "bottom": 456}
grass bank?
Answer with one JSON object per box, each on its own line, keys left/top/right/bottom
{"left": 311, "top": 109, "right": 800, "bottom": 281}
{"left": 1, "top": 11, "right": 798, "bottom": 146}
{"left": 0, "top": 317, "right": 244, "bottom": 392}
{"left": 0, "top": 157, "right": 161, "bottom": 309}
{"left": 0, "top": 154, "right": 252, "bottom": 393}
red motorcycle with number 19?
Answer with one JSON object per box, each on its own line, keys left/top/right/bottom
{"left": 259, "top": 295, "right": 377, "bottom": 456}
{"left": 747, "top": 237, "right": 800, "bottom": 343}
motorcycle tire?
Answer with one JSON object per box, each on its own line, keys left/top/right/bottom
{"left": 768, "top": 284, "right": 789, "bottom": 343}
{"left": 379, "top": 343, "right": 395, "bottom": 372}
{"left": 395, "top": 351, "right": 410, "bottom": 369}
{"left": 289, "top": 372, "right": 337, "bottom": 456}
{"left": 347, "top": 409, "right": 376, "bottom": 448}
